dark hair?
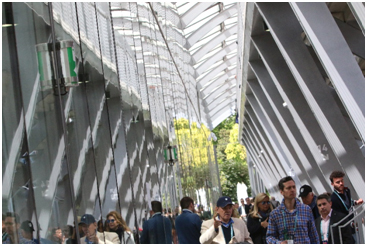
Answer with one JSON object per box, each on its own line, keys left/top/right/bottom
{"left": 63, "top": 225, "right": 73, "bottom": 237}
{"left": 52, "top": 227, "right": 61, "bottom": 235}
{"left": 329, "top": 170, "right": 345, "bottom": 183}
{"left": 180, "top": 197, "right": 194, "bottom": 209}
{"left": 278, "top": 176, "right": 294, "bottom": 191}
{"left": 6, "top": 212, "right": 20, "bottom": 224}
{"left": 317, "top": 193, "right": 331, "bottom": 203}
{"left": 151, "top": 201, "right": 162, "bottom": 213}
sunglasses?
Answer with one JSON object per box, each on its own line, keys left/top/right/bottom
{"left": 261, "top": 201, "right": 270, "bottom": 205}
{"left": 106, "top": 219, "right": 115, "bottom": 223}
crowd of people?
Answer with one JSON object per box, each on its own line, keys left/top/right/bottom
{"left": 2, "top": 170, "right": 364, "bottom": 244}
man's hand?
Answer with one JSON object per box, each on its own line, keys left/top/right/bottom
{"left": 261, "top": 218, "right": 269, "bottom": 228}
{"left": 355, "top": 198, "right": 364, "bottom": 205}
{"left": 241, "top": 214, "right": 246, "bottom": 218}
{"left": 214, "top": 216, "right": 221, "bottom": 229}
{"left": 86, "top": 231, "right": 99, "bottom": 244}
{"left": 280, "top": 241, "right": 288, "bottom": 244}
{"left": 89, "top": 234, "right": 99, "bottom": 244}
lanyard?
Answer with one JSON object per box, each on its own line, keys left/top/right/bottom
{"left": 282, "top": 210, "right": 297, "bottom": 239}
{"left": 221, "top": 223, "right": 234, "bottom": 243}
{"left": 333, "top": 190, "right": 352, "bottom": 212}
{"left": 320, "top": 219, "right": 330, "bottom": 242}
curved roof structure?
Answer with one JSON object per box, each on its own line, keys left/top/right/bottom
{"left": 111, "top": 2, "right": 243, "bottom": 130}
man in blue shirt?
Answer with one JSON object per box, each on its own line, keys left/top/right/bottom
{"left": 266, "top": 176, "right": 319, "bottom": 244}
{"left": 20, "top": 220, "right": 40, "bottom": 243}
{"left": 140, "top": 201, "right": 172, "bottom": 244}
{"left": 175, "top": 197, "right": 202, "bottom": 243}
{"left": 2, "top": 212, "right": 35, "bottom": 244}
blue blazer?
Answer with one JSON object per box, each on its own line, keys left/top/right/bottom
{"left": 140, "top": 213, "right": 172, "bottom": 244}
{"left": 175, "top": 210, "right": 202, "bottom": 244}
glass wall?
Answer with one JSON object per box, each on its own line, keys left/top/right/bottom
{"left": 2, "top": 2, "right": 222, "bottom": 244}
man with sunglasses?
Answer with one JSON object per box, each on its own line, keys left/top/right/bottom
{"left": 266, "top": 176, "right": 319, "bottom": 244}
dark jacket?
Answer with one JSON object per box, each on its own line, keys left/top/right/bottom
{"left": 315, "top": 210, "right": 354, "bottom": 244}
{"left": 109, "top": 227, "right": 134, "bottom": 244}
{"left": 247, "top": 212, "right": 269, "bottom": 244}
{"left": 175, "top": 210, "right": 202, "bottom": 244}
{"left": 238, "top": 204, "right": 252, "bottom": 215}
{"left": 140, "top": 213, "right": 172, "bottom": 244}
{"left": 331, "top": 188, "right": 353, "bottom": 216}
{"left": 309, "top": 195, "right": 320, "bottom": 220}
{"left": 330, "top": 188, "right": 355, "bottom": 233}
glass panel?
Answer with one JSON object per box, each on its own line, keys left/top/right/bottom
{"left": 2, "top": 3, "right": 40, "bottom": 244}
{"left": 11, "top": 2, "right": 67, "bottom": 244}
{"left": 95, "top": 2, "right": 138, "bottom": 244}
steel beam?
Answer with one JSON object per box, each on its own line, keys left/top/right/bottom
{"left": 244, "top": 113, "right": 286, "bottom": 180}
{"left": 198, "top": 66, "right": 236, "bottom": 89}
{"left": 185, "top": 5, "right": 238, "bottom": 49}
{"left": 347, "top": 2, "right": 365, "bottom": 35}
{"left": 196, "top": 42, "right": 237, "bottom": 75}
{"left": 192, "top": 25, "right": 237, "bottom": 63}
{"left": 243, "top": 130, "right": 277, "bottom": 192}
{"left": 178, "top": 3, "right": 214, "bottom": 29}
{"left": 256, "top": 2, "right": 364, "bottom": 199}
{"left": 290, "top": 2, "right": 365, "bottom": 143}
{"left": 248, "top": 77, "right": 329, "bottom": 192}
{"left": 245, "top": 116, "right": 283, "bottom": 183}
{"left": 246, "top": 98, "right": 304, "bottom": 187}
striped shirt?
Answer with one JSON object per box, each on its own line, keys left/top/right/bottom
{"left": 266, "top": 198, "right": 319, "bottom": 244}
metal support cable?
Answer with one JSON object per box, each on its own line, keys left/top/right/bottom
{"left": 148, "top": 3, "right": 208, "bottom": 140}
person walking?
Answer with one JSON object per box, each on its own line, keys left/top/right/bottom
{"left": 270, "top": 197, "right": 280, "bottom": 208}
{"left": 329, "top": 170, "right": 363, "bottom": 241}
{"left": 200, "top": 196, "right": 252, "bottom": 244}
{"left": 175, "top": 197, "right": 202, "bottom": 244}
{"left": 104, "top": 211, "right": 134, "bottom": 244}
{"left": 79, "top": 214, "right": 120, "bottom": 244}
{"left": 140, "top": 201, "right": 172, "bottom": 244}
{"left": 247, "top": 193, "right": 273, "bottom": 244}
{"left": 299, "top": 184, "right": 320, "bottom": 220}
{"left": 266, "top": 176, "right": 319, "bottom": 244}
{"left": 315, "top": 193, "right": 354, "bottom": 244}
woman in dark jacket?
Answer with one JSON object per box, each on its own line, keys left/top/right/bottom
{"left": 105, "top": 211, "right": 135, "bottom": 244}
{"left": 246, "top": 193, "right": 273, "bottom": 244}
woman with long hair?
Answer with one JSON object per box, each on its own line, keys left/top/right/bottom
{"left": 104, "top": 211, "right": 135, "bottom": 244}
{"left": 246, "top": 193, "right": 273, "bottom": 244}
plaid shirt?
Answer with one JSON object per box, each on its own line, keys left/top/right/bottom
{"left": 2, "top": 231, "right": 36, "bottom": 244}
{"left": 266, "top": 199, "right": 319, "bottom": 244}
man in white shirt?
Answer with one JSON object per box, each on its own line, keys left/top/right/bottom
{"left": 238, "top": 198, "right": 246, "bottom": 221}
{"left": 315, "top": 194, "right": 354, "bottom": 244}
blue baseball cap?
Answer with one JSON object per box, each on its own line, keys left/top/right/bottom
{"left": 216, "top": 196, "right": 233, "bottom": 208}
{"left": 78, "top": 214, "right": 96, "bottom": 225}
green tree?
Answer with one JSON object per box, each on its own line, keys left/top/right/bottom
{"left": 213, "top": 117, "right": 251, "bottom": 199}
{"left": 174, "top": 118, "right": 212, "bottom": 196}
{"left": 220, "top": 159, "right": 249, "bottom": 200}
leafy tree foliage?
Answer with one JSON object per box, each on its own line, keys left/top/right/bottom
{"left": 173, "top": 115, "right": 250, "bottom": 202}
{"left": 174, "top": 118, "right": 212, "bottom": 198}
{"left": 213, "top": 116, "right": 251, "bottom": 200}
{"left": 220, "top": 159, "right": 249, "bottom": 200}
